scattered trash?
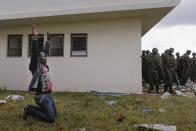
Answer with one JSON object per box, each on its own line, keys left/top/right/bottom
{"left": 170, "top": 79, "right": 196, "bottom": 97}
{"left": 175, "top": 85, "right": 182, "bottom": 91}
{"left": 78, "top": 128, "right": 86, "bottom": 131}
{"left": 117, "top": 114, "right": 126, "bottom": 123}
{"left": 0, "top": 100, "right": 6, "bottom": 104}
{"left": 92, "top": 91, "right": 129, "bottom": 97}
{"left": 161, "top": 92, "right": 170, "bottom": 99}
{"left": 159, "top": 108, "right": 166, "bottom": 113}
{"left": 135, "top": 124, "right": 176, "bottom": 131}
{"left": 106, "top": 101, "right": 118, "bottom": 106}
{"left": 144, "top": 78, "right": 196, "bottom": 97}
{"left": 141, "top": 108, "right": 154, "bottom": 113}
{"left": 185, "top": 80, "right": 196, "bottom": 96}
{"left": 4, "top": 95, "right": 24, "bottom": 101}
{"left": 175, "top": 90, "right": 183, "bottom": 96}
{"left": 180, "top": 88, "right": 189, "bottom": 93}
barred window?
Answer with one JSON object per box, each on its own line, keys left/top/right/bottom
{"left": 49, "top": 34, "right": 64, "bottom": 56}
{"left": 7, "top": 35, "right": 22, "bottom": 57}
{"left": 28, "top": 34, "right": 44, "bottom": 56}
{"left": 71, "top": 34, "right": 87, "bottom": 57}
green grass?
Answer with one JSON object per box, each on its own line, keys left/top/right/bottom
{"left": 0, "top": 90, "right": 196, "bottom": 131}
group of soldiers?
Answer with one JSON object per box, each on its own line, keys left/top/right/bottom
{"left": 142, "top": 48, "right": 196, "bottom": 94}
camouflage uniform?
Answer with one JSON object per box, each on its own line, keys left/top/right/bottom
{"left": 176, "top": 52, "right": 182, "bottom": 83}
{"left": 191, "top": 53, "right": 196, "bottom": 82}
{"left": 161, "top": 48, "right": 179, "bottom": 93}
{"left": 148, "top": 48, "right": 163, "bottom": 93}
{"left": 181, "top": 50, "right": 191, "bottom": 85}
{"left": 142, "top": 50, "right": 148, "bottom": 83}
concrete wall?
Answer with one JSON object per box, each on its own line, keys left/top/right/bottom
{"left": 0, "top": 18, "right": 142, "bottom": 93}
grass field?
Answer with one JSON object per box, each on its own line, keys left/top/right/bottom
{"left": 0, "top": 90, "right": 196, "bottom": 131}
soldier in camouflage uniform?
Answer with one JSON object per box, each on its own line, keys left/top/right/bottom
{"left": 161, "top": 48, "right": 179, "bottom": 93}
{"left": 145, "top": 50, "right": 151, "bottom": 83}
{"left": 142, "top": 50, "right": 147, "bottom": 83}
{"left": 161, "top": 49, "right": 169, "bottom": 91}
{"left": 148, "top": 48, "right": 164, "bottom": 94}
{"left": 190, "top": 52, "right": 196, "bottom": 82}
{"left": 175, "top": 52, "right": 182, "bottom": 83}
{"left": 181, "top": 50, "right": 191, "bottom": 85}
{"left": 169, "top": 48, "right": 180, "bottom": 86}
{"left": 176, "top": 52, "right": 180, "bottom": 67}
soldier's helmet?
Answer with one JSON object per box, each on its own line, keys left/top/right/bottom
{"left": 146, "top": 50, "right": 150, "bottom": 55}
{"left": 169, "top": 48, "right": 174, "bottom": 53}
{"left": 176, "top": 52, "right": 180, "bottom": 56}
{"left": 164, "top": 49, "right": 168, "bottom": 53}
{"left": 192, "top": 52, "right": 196, "bottom": 56}
{"left": 152, "top": 48, "right": 158, "bottom": 54}
{"left": 186, "top": 50, "right": 191, "bottom": 55}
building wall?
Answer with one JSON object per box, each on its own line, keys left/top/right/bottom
{"left": 0, "top": 18, "right": 142, "bottom": 93}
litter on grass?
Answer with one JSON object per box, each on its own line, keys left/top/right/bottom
{"left": 141, "top": 108, "right": 154, "bottom": 113}
{"left": 92, "top": 91, "right": 129, "bottom": 97}
{"left": 4, "top": 95, "right": 24, "bottom": 101}
{"left": 0, "top": 100, "right": 6, "bottom": 104}
{"left": 175, "top": 90, "right": 183, "bottom": 96}
{"left": 159, "top": 108, "right": 166, "bottom": 113}
{"left": 161, "top": 92, "right": 171, "bottom": 99}
{"left": 106, "top": 101, "right": 118, "bottom": 106}
{"left": 135, "top": 124, "right": 176, "bottom": 131}
{"left": 78, "top": 128, "right": 86, "bottom": 131}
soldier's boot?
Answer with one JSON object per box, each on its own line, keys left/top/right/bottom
{"left": 163, "top": 84, "right": 168, "bottom": 93}
{"left": 156, "top": 86, "right": 160, "bottom": 94}
{"left": 147, "top": 88, "right": 153, "bottom": 93}
{"left": 169, "top": 86, "right": 173, "bottom": 94}
{"left": 163, "top": 87, "right": 167, "bottom": 93}
{"left": 148, "top": 83, "right": 154, "bottom": 93}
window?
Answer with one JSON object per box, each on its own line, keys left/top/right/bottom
{"left": 71, "top": 33, "right": 87, "bottom": 57}
{"left": 28, "top": 34, "right": 44, "bottom": 56}
{"left": 49, "top": 34, "right": 64, "bottom": 56}
{"left": 7, "top": 35, "right": 22, "bottom": 57}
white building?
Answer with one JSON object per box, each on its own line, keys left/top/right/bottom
{"left": 0, "top": 0, "right": 180, "bottom": 93}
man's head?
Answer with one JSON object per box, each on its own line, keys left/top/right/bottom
{"left": 40, "top": 52, "right": 47, "bottom": 65}
{"left": 192, "top": 52, "right": 196, "bottom": 57}
{"left": 176, "top": 52, "right": 180, "bottom": 57}
{"left": 152, "top": 48, "right": 158, "bottom": 55}
{"left": 186, "top": 50, "right": 191, "bottom": 55}
{"left": 169, "top": 48, "right": 174, "bottom": 54}
{"left": 32, "top": 24, "right": 39, "bottom": 36}
{"left": 146, "top": 50, "right": 150, "bottom": 55}
{"left": 164, "top": 49, "right": 169, "bottom": 55}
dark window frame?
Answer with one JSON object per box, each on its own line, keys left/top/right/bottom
{"left": 7, "top": 34, "right": 23, "bottom": 57}
{"left": 70, "top": 33, "right": 88, "bottom": 57}
{"left": 49, "top": 34, "right": 64, "bottom": 57}
{"left": 28, "top": 34, "right": 44, "bottom": 57}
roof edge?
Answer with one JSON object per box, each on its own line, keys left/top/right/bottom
{"left": 0, "top": 0, "right": 181, "bottom": 21}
